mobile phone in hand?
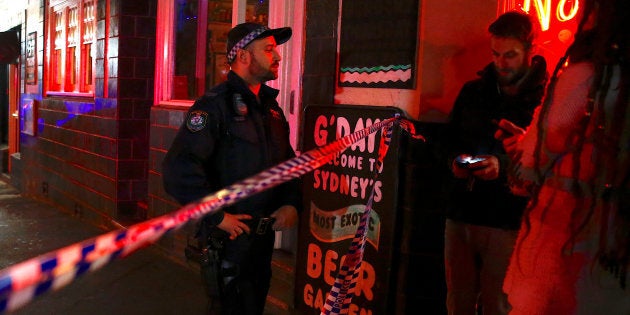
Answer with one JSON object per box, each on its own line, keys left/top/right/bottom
{"left": 455, "top": 156, "right": 487, "bottom": 168}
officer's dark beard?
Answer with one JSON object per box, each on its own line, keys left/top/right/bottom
{"left": 249, "top": 55, "right": 277, "bottom": 83}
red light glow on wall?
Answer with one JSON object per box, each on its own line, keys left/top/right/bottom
{"left": 501, "top": 0, "right": 582, "bottom": 71}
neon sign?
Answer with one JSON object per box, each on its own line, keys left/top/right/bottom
{"left": 521, "top": 0, "right": 580, "bottom": 31}
{"left": 502, "top": 0, "right": 582, "bottom": 72}
{"left": 556, "top": 0, "right": 580, "bottom": 22}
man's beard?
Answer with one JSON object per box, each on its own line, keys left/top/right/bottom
{"left": 249, "top": 57, "right": 278, "bottom": 82}
{"left": 497, "top": 68, "right": 526, "bottom": 86}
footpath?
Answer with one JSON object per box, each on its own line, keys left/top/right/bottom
{"left": 0, "top": 178, "right": 208, "bottom": 315}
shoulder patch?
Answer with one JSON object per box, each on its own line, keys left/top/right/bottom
{"left": 186, "top": 110, "right": 208, "bottom": 132}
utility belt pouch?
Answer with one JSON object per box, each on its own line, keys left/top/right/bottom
{"left": 185, "top": 222, "right": 226, "bottom": 263}
{"left": 256, "top": 217, "right": 276, "bottom": 235}
{"left": 200, "top": 246, "right": 221, "bottom": 297}
{"left": 186, "top": 221, "right": 226, "bottom": 298}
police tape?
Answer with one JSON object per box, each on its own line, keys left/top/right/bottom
{"left": 321, "top": 119, "right": 395, "bottom": 315}
{"left": 0, "top": 115, "right": 418, "bottom": 314}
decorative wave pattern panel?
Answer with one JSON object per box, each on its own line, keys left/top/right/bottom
{"left": 339, "top": 64, "right": 412, "bottom": 84}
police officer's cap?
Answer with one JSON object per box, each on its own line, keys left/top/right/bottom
{"left": 226, "top": 22, "right": 292, "bottom": 63}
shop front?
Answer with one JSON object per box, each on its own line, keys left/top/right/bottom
{"left": 0, "top": 0, "right": 584, "bottom": 313}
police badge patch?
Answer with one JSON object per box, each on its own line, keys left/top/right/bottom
{"left": 186, "top": 110, "right": 208, "bottom": 132}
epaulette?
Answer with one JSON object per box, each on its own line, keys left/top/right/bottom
{"left": 186, "top": 85, "right": 229, "bottom": 133}
{"left": 205, "top": 83, "right": 228, "bottom": 97}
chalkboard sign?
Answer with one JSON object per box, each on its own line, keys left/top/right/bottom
{"left": 338, "top": 0, "right": 419, "bottom": 89}
{"left": 295, "top": 105, "right": 404, "bottom": 314}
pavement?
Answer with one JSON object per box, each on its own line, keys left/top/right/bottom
{"left": 0, "top": 178, "right": 209, "bottom": 315}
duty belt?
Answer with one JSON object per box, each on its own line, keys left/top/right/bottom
{"left": 253, "top": 217, "right": 275, "bottom": 235}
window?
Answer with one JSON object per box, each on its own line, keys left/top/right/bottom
{"left": 47, "top": 0, "right": 96, "bottom": 95}
{"left": 155, "top": 0, "right": 269, "bottom": 104}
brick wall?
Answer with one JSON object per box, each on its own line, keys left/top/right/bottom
{"left": 147, "top": 106, "right": 194, "bottom": 266}
{"left": 109, "top": 0, "right": 156, "bottom": 221}
{"left": 20, "top": 0, "right": 156, "bottom": 229}
{"left": 147, "top": 107, "right": 180, "bottom": 218}
{"left": 301, "top": 0, "right": 338, "bottom": 111}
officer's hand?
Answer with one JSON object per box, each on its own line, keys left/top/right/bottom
{"left": 270, "top": 205, "right": 298, "bottom": 231}
{"left": 471, "top": 155, "right": 500, "bottom": 181}
{"left": 218, "top": 213, "right": 252, "bottom": 240}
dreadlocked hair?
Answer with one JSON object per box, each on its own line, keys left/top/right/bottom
{"left": 516, "top": 0, "right": 630, "bottom": 288}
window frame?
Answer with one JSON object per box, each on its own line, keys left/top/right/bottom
{"left": 154, "top": 0, "right": 264, "bottom": 106}
{"left": 46, "top": 0, "right": 96, "bottom": 97}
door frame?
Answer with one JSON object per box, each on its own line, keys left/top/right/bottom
{"left": 7, "top": 62, "right": 19, "bottom": 172}
{"left": 266, "top": 0, "right": 305, "bottom": 252}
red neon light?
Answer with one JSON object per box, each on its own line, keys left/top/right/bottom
{"left": 522, "top": 0, "right": 579, "bottom": 31}
{"left": 557, "top": 0, "right": 579, "bottom": 22}
{"left": 523, "top": 0, "right": 552, "bottom": 30}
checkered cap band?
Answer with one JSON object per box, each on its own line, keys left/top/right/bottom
{"left": 226, "top": 26, "right": 270, "bottom": 63}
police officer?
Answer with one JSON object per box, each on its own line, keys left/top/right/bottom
{"left": 162, "top": 22, "right": 301, "bottom": 315}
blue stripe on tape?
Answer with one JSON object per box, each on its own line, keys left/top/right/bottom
{"left": 77, "top": 262, "right": 91, "bottom": 276}
{"left": 36, "top": 256, "right": 58, "bottom": 296}
{"left": 41, "top": 257, "right": 58, "bottom": 272}
{"left": 0, "top": 276, "right": 11, "bottom": 297}
{"left": 77, "top": 243, "right": 97, "bottom": 276}
{"left": 35, "top": 280, "right": 53, "bottom": 297}
{"left": 0, "top": 276, "right": 11, "bottom": 312}
{"left": 110, "top": 231, "right": 128, "bottom": 260}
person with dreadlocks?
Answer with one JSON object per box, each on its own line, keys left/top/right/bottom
{"left": 495, "top": 0, "right": 630, "bottom": 313}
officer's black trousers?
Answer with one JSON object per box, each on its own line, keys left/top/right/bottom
{"left": 219, "top": 231, "right": 274, "bottom": 315}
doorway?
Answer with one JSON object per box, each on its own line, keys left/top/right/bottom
{"left": 0, "top": 25, "right": 21, "bottom": 176}
{"left": 1, "top": 62, "right": 19, "bottom": 175}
